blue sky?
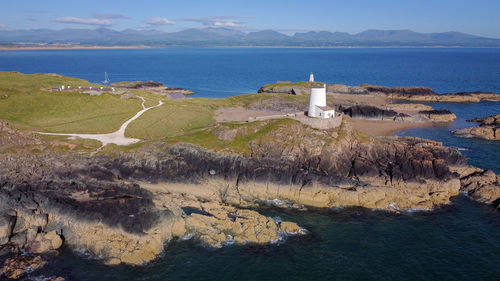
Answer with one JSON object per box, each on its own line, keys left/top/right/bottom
{"left": 1, "top": 0, "right": 500, "bottom": 38}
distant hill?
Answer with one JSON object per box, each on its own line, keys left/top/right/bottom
{"left": 1, "top": 27, "right": 499, "bottom": 47}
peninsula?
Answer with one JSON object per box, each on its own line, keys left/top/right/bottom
{"left": 0, "top": 72, "right": 499, "bottom": 279}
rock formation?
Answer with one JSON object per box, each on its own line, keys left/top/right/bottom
{"left": 418, "top": 109, "right": 457, "bottom": 122}
{"left": 258, "top": 83, "right": 500, "bottom": 103}
{"left": 340, "top": 105, "right": 397, "bottom": 120}
{"left": 452, "top": 114, "right": 500, "bottom": 140}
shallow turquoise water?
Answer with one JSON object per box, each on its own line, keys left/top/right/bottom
{"left": 0, "top": 48, "right": 498, "bottom": 280}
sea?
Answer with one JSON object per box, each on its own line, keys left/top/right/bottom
{"left": 0, "top": 47, "right": 499, "bottom": 280}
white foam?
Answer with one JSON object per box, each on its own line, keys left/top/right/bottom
{"left": 223, "top": 235, "right": 235, "bottom": 246}
{"left": 180, "top": 233, "right": 195, "bottom": 241}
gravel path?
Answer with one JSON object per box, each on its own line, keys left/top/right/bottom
{"left": 39, "top": 97, "right": 163, "bottom": 146}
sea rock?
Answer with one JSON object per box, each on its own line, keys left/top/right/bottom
{"left": 112, "top": 80, "right": 164, "bottom": 89}
{"left": 452, "top": 114, "right": 499, "bottom": 140}
{"left": 418, "top": 110, "right": 457, "bottom": 122}
{"left": 457, "top": 168, "right": 500, "bottom": 207}
{"left": 0, "top": 255, "right": 47, "bottom": 280}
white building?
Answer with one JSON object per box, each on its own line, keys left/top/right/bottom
{"left": 308, "top": 83, "right": 335, "bottom": 119}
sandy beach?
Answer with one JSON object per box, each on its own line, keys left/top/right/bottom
{"left": 347, "top": 117, "right": 433, "bottom": 136}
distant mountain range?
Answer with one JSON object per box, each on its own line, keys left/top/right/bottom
{"left": 1, "top": 27, "right": 500, "bottom": 47}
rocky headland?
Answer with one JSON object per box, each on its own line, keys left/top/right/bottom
{"left": 1, "top": 73, "right": 499, "bottom": 279}
{"left": 258, "top": 82, "right": 500, "bottom": 103}
{"left": 452, "top": 114, "right": 500, "bottom": 140}
{"left": 1, "top": 116, "right": 499, "bottom": 276}
{"left": 111, "top": 80, "right": 194, "bottom": 97}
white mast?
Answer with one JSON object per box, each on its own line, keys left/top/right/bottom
{"left": 309, "top": 72, "right": 314, "bottom": 82}
{"left": 102, "top": 72, "right": 110, "bottom": 85}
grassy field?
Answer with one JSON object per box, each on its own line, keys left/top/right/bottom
{"left": 0, "top": 72, "right": 143, "bottom": 133}
{"left": 125, "top": 98, "right": 226, "bottom": 139}
{"left": 166, "top": 118, "right": 299, "bottom": 154}
{"left": 0, "top": 72, "right": 317, "bottom": 153}
{"left": 125, "top": 92, "right": 311, "bottom": 140}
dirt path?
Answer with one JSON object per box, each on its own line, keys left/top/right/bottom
{"left": 39, "top": 97, "right": 163, "bottom": 146}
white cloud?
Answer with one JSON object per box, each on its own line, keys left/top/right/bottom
{"left": 212, "top": 21, "right": 240, "bottom": 27}
{"left": 93, "top": 13, "right": 129, "bottom": 20}
{"left": 181, "top": 17, "right": 245, "bottom": 29}
{"left": 54, "top": 17, "right": 114, "bottom": 26}
{"left": 145, "top": 17, "right": 175, "bottom": 26}
{"left": 0, "top": 23, "right": 5, "bottom": 28}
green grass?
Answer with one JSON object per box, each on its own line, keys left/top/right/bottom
{"left": 226, "top": 92, "right": 309, "bottom": 108}
{"left": 166, "top": 118, "right": 298, "bottom": 154}
{"left": 125, "top": 98, "right": 227, "bottom": 140}
{"left": 0, "top": 72, "right": 335, "bottom": 154}
{"left": 0, "top": 72, "right": 143, "bottom": 133}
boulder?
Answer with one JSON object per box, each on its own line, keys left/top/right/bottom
{"left": 25, "top": 230, "right": 63, "bottom": 254}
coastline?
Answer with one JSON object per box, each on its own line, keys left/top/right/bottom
{"left": 2, "top": 45, "right": 500, "bottom": 51}
{"left": 0, "top": 45, "right": 154, "bottom": 51}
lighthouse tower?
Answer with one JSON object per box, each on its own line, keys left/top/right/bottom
{"left": 308, "top": 84, "right": 326, "bottom": 117}
{"left": 308, "top": 83, "right": 335, "bottom": 119}
{"left": 309, "top": 72, "right": 315, "bottom": 82}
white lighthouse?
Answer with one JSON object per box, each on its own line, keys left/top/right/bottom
{"left": 309, "top": 72, "right": 314, "bottom": 82}
{"left": 308, "top": 84, "right": 335, "bottom": 118}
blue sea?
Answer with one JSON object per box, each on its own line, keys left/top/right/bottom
{"left": 0, "top": 48, "right": 499, "bottom": 280}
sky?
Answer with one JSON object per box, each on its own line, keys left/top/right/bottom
{"left": 1, "top": 0, "right": 500, "bottom": 38}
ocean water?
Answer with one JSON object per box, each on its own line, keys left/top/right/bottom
{"left": 0, "top": 48, "right": 499, "bottom": 280}
{"left": 1, "top": 47, "right": 500, "bottom": 98}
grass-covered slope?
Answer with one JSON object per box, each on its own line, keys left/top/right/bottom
{"left": 0, "top": 72, "right": 319, "bottom": 153}
{"left": 0, "top": 72, "right": 142, "bottom": 133}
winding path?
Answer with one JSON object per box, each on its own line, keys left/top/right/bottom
{"left": 39, "top": 97, "right": 163, "bottom": 146}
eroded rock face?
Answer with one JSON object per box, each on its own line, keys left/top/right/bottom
{"left": 340, "top": 105, "right": 397, "bottom": 120}
{"left": 452, "top": 114, "right": 500, "bottom": 140}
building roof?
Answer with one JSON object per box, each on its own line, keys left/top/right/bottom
{"left": 311, "top": 85, "right": 325, "bottom": 88}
